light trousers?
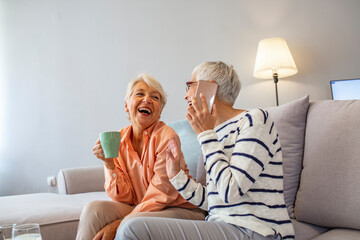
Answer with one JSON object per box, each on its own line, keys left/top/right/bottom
{"left": 75, "top": 200, "right": 206, "bottom": 240}
{"left": 116, "top": 217, "right": 282, "bottom": 240}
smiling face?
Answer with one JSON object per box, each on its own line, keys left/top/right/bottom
{"left": 125, "top": 81, "right": 163, "bottom": 130}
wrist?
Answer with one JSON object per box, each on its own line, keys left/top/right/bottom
{"left": 104, "top": 159, "right": 115, "bottom": 170}
{"left": 170, "top": 169, "right": 180, "bottom": 180}
{"left": 170, "top": 169, "right": 183, "bottom": 181}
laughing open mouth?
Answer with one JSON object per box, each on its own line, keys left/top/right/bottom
{"left": 138, "top": 107, "right": 152, "bottom": 115}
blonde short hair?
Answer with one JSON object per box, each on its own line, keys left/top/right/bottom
{"left": 124, "top": 73, "right": 167, "bottom": 108}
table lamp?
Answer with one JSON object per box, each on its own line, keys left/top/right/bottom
{"left": 253, "top": 37, "right": 298, "bottom": 106}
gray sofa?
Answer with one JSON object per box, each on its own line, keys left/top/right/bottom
{"left": 1, "top": 96, "right": 360, "bottom": 240}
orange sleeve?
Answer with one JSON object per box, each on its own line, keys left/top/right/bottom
{"left": 104, "top": 163, "right": 136, "bottom": 204}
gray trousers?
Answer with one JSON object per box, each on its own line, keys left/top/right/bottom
{"left": 115, "top": 217, "right": 282, "bottom": 240}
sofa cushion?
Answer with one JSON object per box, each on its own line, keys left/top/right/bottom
{"left": 0, "top": 192, "right": 111, "bottom": 240}
{"left": 168, "top": 120, "right": 200, "bottom": 179}
{"left": 295, "top": 100, "right": 360, "bottom": 229}
{"left": 196, "top": 151, "right": 206, "bottom": 186}
{"left": 311, "top": 228, "right": 360, "bottom": 240}
{"left": 291, "top": 219, "right": 329, "bottom": 240}
{"left": 267, "top": 95, "right": 309, "bottom": 218}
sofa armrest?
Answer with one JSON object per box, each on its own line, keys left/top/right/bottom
{"left": 57, "top": 166, "right": 105, "bottom": 194}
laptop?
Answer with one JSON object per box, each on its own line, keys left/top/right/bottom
{"left": 330, "top": 78, "right": 360, "bottom": 100}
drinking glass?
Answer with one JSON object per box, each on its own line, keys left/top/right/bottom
{"left": 0, "top": 224, "right": 15, "bottom": 240}
{"left": 12, "top": 223, "right": 42, "bottom": 240}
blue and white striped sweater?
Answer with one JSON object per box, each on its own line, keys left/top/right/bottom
{"left": 170, "top": 109, "right": 295, "bottom": 239}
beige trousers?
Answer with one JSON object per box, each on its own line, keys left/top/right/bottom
{"left": 75, "top": 200, "right": 207, "bottom": 240}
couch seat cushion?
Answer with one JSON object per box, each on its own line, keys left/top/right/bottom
{"left": 291, "top": 219, "right": 328, "bottom": 240}
{"left": 312, "top": 228, "right": 360, "bottom": 240}
{"left": 0, "top": 192, "right": 110, "bottom": 225}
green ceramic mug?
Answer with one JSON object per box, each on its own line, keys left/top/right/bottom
{"left": 99, "top": 131, "right": 121, "bottom": 158}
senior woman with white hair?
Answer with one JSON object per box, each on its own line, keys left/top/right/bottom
{"left": 116, "top": 62, "right": 295, "bottom": 240}
{"left": 76, "top": 73, "right": 206, "bottom": 240}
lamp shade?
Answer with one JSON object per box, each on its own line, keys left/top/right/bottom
{"left": 253, "top": 38, "right": 298, "bottom": 79}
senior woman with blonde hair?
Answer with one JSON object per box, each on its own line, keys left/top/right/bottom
{"left": 76, "top": 73, "right": 206, "bottom": 240}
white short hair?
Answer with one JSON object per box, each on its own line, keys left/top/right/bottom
{"left": 125, "top": 73, "right": 167, "bottom": 108}
{"left": 192, "top": 61, "right": 241, "bottom": 105}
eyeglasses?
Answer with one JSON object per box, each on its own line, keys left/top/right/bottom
{"left": 185, "top": 81, "right": 197, "bottom": 92}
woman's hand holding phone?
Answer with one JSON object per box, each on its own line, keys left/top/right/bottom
{"left": 187, "top": 94, "right": 217, "bottom": 135}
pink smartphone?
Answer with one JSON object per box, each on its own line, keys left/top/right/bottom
{"left": 194, "top": 80, "right": 218, "bottom": 112}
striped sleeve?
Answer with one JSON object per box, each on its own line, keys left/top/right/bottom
{"left": 170, "top": 169, "right": 208, "bottom": 210}
{"left": 198, "top": 112, "right": 276, "bottom": 204}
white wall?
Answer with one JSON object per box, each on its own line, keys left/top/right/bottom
{"left": 1, "top": 0, "right": 359, "bottom": 196}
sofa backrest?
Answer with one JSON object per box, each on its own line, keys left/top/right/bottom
{"left": 295, "top": 100, "right": 360, "bottom": 230}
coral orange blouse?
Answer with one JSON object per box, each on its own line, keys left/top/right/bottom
{"left": 104, "top": 121, "right": 196, "bottom": 215}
